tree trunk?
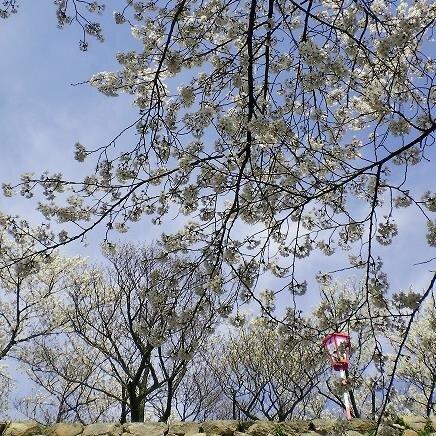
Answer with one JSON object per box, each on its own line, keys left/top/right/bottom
{"left": 120, "top": 401, "right": 128, "bottom": 424}
{"left": 159, "top": 379, "right": 173, "bottom": 422}
{"left": 120, "top": 386, "right": 128, "bottom": 424}
{"left": 129, "top": 388, "right": 145, "bottom": 422}
{"left": 232, "top": 391, "right": 237, "bottom": 420}
{"left": 347, "top": 390, "right": 360, "bottom": 418}
{"left": 426, "top": 376, "right": 435, "bottom": 417}
{"left": 130, "top": 400, "right": 145, "bottom": 422}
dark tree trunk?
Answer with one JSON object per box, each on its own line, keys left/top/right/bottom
{"left": 129, "top": 389, "right": 145, "bottom": 422}
{"left": 120, "top": 386, "right": 128, "bottom": 424}
{"left": 159, "top": 380, "right": 174, "bottom": 422}
{"left": 120, "top": 401, "right": 128, "bottom": 424}
{"left": 232, "top": 391, "right": 237, "bottom": 420}
{"left": 130, "top": 401, "right": 145, "bottom": 422}
{"left": 426, "top": 376, "right": 435, "bottom": 417}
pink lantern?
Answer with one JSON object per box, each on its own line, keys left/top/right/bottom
{"left": 322, "top": 332, "right": 351, "bottom": 371}
{"left": 323, "top": 332, "right": 352, "bottom": 420}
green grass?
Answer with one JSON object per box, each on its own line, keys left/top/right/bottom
{"left": 395, "top": 417, "right": 406, "bottom": 427}
{"left": 274, "top": 425, "right": 286, "bottom": 436}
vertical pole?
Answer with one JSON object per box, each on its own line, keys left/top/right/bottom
{"left": 340, "top": 369, "right": 352, "bottom": 420}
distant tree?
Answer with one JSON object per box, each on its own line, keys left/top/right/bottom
{"left": 17, "top": 335, "right": 119, "bottom": 424}
{"left": 19, "top": 244, "right": 222, "bottom": 422}
{"left": 173, "top": 354, "right": 233, "bottom": 421}
{"left": 0, "top": 222, "right": 82, "bottom": 415}
{"left": 0, "top": 368, "right": 13, "bottom": 417}
{"left": 195, "top": 315, "right": 326, "bottom": 421}
{"left": 313, "top": 278, "right": 436, "bottom": 420}
{"left": 392, "top": 301, "right": 436, "bottom": 417}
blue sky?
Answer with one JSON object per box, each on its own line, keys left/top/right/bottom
{"left": 0, "top": 2, "right": 141, "bottom": 252}
{"left": 0, "top": 0, "right": 435, "bottom": 419}
{"left": 0, "top": 4, "right": 138, "bottom": 173}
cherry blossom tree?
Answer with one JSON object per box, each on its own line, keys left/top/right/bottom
{"left": 182, "top": 316, "right": 327, "bottom": 421}
{"left": 0, "top": 219, "right": 83, "bottom": 416}
{"left": 16, "top": 335, "right": 119, "bottom": 424}
{"left": 173, "top": 354, "right": 233, "bottom": 421}
{"left": 2, "top": 0, "right": 434, "bottom": 311}
{"left": 18, "top": 244, "right": 222, "bottom": 422}
{"left": 313, "top": 278, "right": 436, "bottom": 420}
{"left": 11, "top": 274, "right": 436, "bottom": 422}
{"left": 180, "top": 280, "right": 435, "bottom": 422}
{"left": 391, "top": 301, "right": 436, "bottom": 417}
{"left": 1, "top": 0, "right": 436, "bottom": 425}
{"left": 0, "top": 366, "right": 13, "bottom": 416}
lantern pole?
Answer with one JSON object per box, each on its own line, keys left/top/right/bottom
{"left": 339, "top": 369, "right": 352, "bottom": 420}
